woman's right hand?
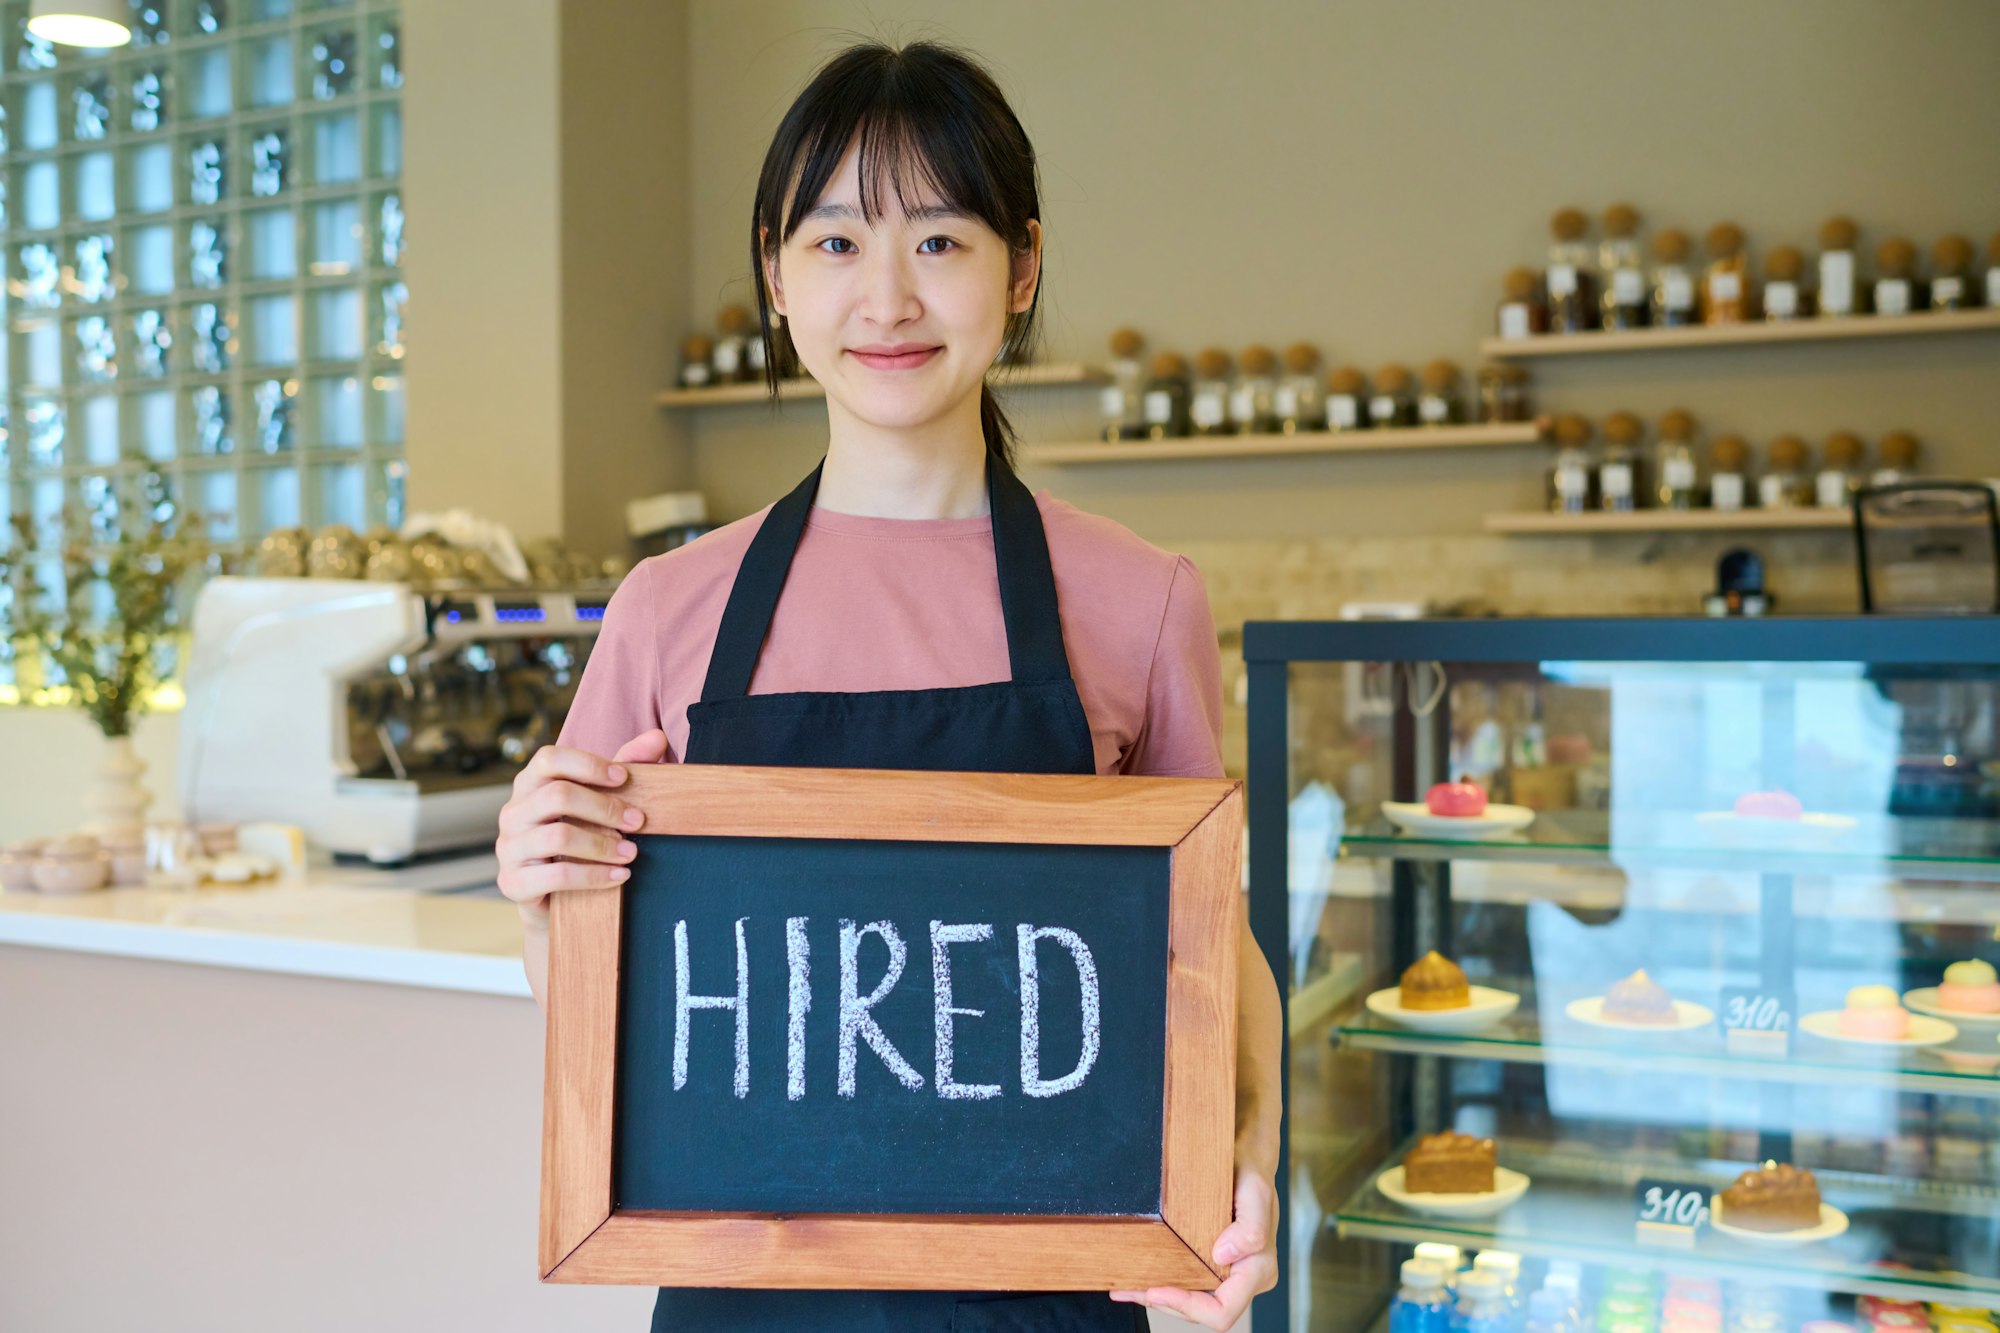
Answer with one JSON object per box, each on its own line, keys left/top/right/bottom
{"left": 496, "top": 729, "right": 668, "bottom": 929}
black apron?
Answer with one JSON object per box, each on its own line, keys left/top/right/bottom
{"left": 653, "top": 455, "right": 1144, "bottom": 1332}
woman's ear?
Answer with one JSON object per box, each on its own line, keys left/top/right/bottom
{"left": 1009, "top": 219, "right": 1043, "bottom": 314}
{"left": 759, "top": 226, "right": 787, "bottom": 317}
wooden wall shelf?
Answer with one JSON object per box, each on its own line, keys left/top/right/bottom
{"left": 1022, "top": 422, "right": 1544, "bottom": 465}
{"left": 654, "top": 361, "right": 1106, "bottom": 407}
{"left": 1480, "top": 306, "right": 2000, "bottom": 360}
{"left": 1486, "top": 508, "right": 1851, "bottom": 536}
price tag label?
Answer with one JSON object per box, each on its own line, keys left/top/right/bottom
{"left": 1634, "top": 1178, "right": 1712, "bottom": 1248}
{"left": 1722, "top": 986, "right": 1794, "bottom": 1058}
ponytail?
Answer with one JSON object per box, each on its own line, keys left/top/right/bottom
{"left": 979, "top": 382, "right": 1016, "bottom": 473}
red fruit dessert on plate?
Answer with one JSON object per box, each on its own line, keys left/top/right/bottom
{"left": 1936, "top": 959, "right": 2000, "bottom": 1014}
{"left": 1425, "top": 778, "right": 1488, "bottom": 818}
{"left": 1836, "top": 984, "right": 1911, "bottom": 1039}
{"left": 1733, "top": 789, "right": 1803, "bottom": 820}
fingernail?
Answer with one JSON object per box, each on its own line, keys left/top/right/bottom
{"left": 608, "top": 764, "right": 627, "bottom": 783}
{"left": 616, "top": 840, "right": 637, "bottom": 859}
{"left": 610, "top": 867, "right": 629, "bottom": 881}
{"left": 1216, "top": 1246, "right": 1239, "bottom": 1264}
{"left": 623, "top": 808, "right": 643, "bottom": 828}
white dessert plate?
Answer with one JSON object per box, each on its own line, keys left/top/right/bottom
{"left": 1904, "top": 986, "right": 2000, "bottom": 1025}
{"left": 1377, "top": 1165, "right": 1531, "bottom": 1218}
{"left": 1797, "top": 1009, "right": 1958, "bottom": 1048}
{"left": 1692, "top": 811, "right": 1859, "bottom": 846}
{"left": 1381, "top": 802, "right": 1537, "bottom": 841}
{"left": 1364, "top": 986, "right": 1521, "bottom": 1034}
{"left": 1708, "top": 1199, "right": 1849, "bottom": 1246}
{"left": 1565, "top": 995, "right": 1715, "bottom": 1032}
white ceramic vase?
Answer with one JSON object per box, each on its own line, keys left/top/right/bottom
{"left": 81, "top": 734, "right": 151, "bottom": 836}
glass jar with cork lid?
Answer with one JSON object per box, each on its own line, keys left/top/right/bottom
{"left": 1655, "top": 409, "right": 1700, "bottom": 509}
{"left": 1545, "top": 207, "right": 1599, "bottom": 334}
{"left": 1141, "top": 351, "right": 1190, "bottom": 439}
{"left": 1477, "top": 364, "right": 1532, "bottom": 424}
{"left": 1709, "top": 435, "right": 1750, "bottom": 511}
{"left": 1762, "top": 246, "right": 1810, "bottom": 321}
{"left": 1325, "top": 368, "right": 1368, "bottom": 432}
{"left": 1190, "top": 348, "right": 1232, "bottom": 437}
{"left": 1817, "top": 432, "right": 1866, "bottom": 508}
{"left": 1599, "top": 202, "right": 1649, "bottom": 330}
{"left": 1759, "top": 436, "right": 1810, "bottom": 508}
{"left": 1416, "top": 360, "right": 1462, "bottom": 427}
{"left": 1276, "top": 343, "right": 1322, "bottom": 435}
{"left": 1598, "top": 411, "right": 1647, "bottom": 512}
{"left": 1874, "top": 430, "right": 1920, "bottom": 486}
{"left": 1369, "top": 364, "right": 1416, "bottom": 429}
{"left": 1930, "top": 235, "right": 1975, "bottom": 311}
{"left": 1873, "top": 237, "right": 1922, "bottom": 316}
{"left": 1987, "top": 232, "right": 2000, "bottom": 310}
{"left": 1496, "top": 267, "right": 1547, "bottom": 340}
{"left": 1231, "top": 345, "right": 1280, "bottom": 435}
{"left": 1818, "top": 215, "right": 1861, "bottom": 317}
{"left": 1101, "top": 328, "right": 1147, "bottom": 442}
{"left": 1650, "top": 228, "right": 1699, "bottom": 327}
{"left": 679, "top": 334, "right": 715, "bottom": 389}
{"left": 1546, "top": 414, "right": 1594, "bottom": 514}
{"left": 714, "top": 304, "right": 756, "bottom": 383}
{"left": 1703, "top": 222, "right": 1751, "bottom": 324}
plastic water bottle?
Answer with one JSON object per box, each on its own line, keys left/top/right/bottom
{"left": 1524, "top": 1287, "right": 1575, "bottom": 1333}
{"left": 1415, "top": 1242, "right": 1465, "bottom": 1290}
{"left": 1539, "top": 1274, "right": 1586, "bottom": 1331}
{"left": 1474, "top": 1250, "right": 1524, "bottom": 1326}
{"left": 1452, "top": 1270, "right": 1515, "bottom": 1333}
{"left": 1389, "top": 1259, "right": 1454, "bottom": 1333}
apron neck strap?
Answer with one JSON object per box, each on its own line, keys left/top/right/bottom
{"left": 698, "top": 453, "right": 1074, "bottom": 702}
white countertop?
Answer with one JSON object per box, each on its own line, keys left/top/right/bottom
{"left": 0, "top": 852, "right": 532, "bottom": 997}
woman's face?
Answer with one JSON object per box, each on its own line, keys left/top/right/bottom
{"left": 765, "top": 141, "right": 1039, "bottom": 435}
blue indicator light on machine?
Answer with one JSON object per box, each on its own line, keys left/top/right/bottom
{"left": 444, "top": 609, "right": 461, "bottom": 624}
{"left": 493, "top": 606, "right": 546, "bottom": 623}
{"left": 575, "top": 604, "right": 606, "bottom": 622}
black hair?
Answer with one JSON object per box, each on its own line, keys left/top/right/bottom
{"left": 751, "top": 40, "right": 1042, "bottom": 472}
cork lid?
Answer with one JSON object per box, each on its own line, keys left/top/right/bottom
{"left": 1326, "top": 367, "right": 1368, "bottom": 395}
{"left": 1374, "top": 363, "right": 1412, "bottom": 393}
{"left": 1602, "top": 411, "right": 1643, "bottom": 444}
{"left": 1194, "top": 347, "right": 1232, "bottom": 378}
{"left": 1819, "top": 215, "right": 1859, "bottom": 251}
{"left": 1602, "top": 202, "right": 1640, "bottom": 238}
{"left": 681, "top": 333, "right": 713, "bottom": 359}
{"left": 1932, "top": 234, "right": 1974, "bottom": 273}
{"left": 1148, "top": 351, "right": 1187, "bottom": 378}
{"left": 1765, "top": 245, "right": 1804, "bottom": 281}
{"left": 1652, "top": 228, "right": 1691, "bottom": 263}
{"left": 1502, "top": 266, "right": 1539, "bottom": 300}
{"left": 1879, "top": 430, "right": 1920, "bottom": 466}
{"left": 1239, "top": 344, "right": 1277, "bottom": 375}
{"left": 1283, "top": 341, "right": 1321, "bottom": 374}
{"left": 1711, "top": 434, "right": 1749, "bottom": 469}
{"left": 1658, "top": 408, "right": 1697, "bottom": 441}
{"left": 1420, "top": 359, "right": 1459, "bottom": 391}
{"left": 716, "top": 304, "right": 752, "bottom": 335}
{"left": 1767, "top": 434, "right": 1809, "bottom": 470}
{"left": 1990, "top": 231, "right": 2000, "bottom": 264}
{"left": 1823, "top": 431, "right": 1865, "bottom": 466}
{"left": 1109, "top": 327, "right": 1145, "bottom": 358}
{"left": 1875, "top": 237, "right": 1916, "bottom": 276}
{"left": 1551, "top": 207, "right": 1588, "bottom": 242}
{"left": 1705, "top": 222, "right": 1745, "bottom": 258}
{"left": 1551, "top": 413, "right": 1592, "bottom": 446}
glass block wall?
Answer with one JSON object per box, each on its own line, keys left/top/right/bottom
{"left": 0, "top": 0, "right": 406, "bottom": 580}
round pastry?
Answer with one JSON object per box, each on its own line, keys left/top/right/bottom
{"left": 1425, "top": 778, "right": 1488, "bottom": 818}
{"left": 1602, "top": 969, "right": 1678, "bottom": 1025}
{"left": 1733, "top": 790, "right": 1803, "bottom": 820}
{"left": 1936, "top": 959, "right": 2000, "bottom": 1014}
{"left": 1718, "top": 1161, "right": 1821, "bottom": 1232}
{"left": 1400, "top": 950, "right": 1471, "bottom": 1011}
{"left": 1838, "top": 984, "right": 1911, "bottom": 1039}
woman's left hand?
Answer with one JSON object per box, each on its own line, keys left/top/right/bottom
{"left": 1109, "top": 1164, "right": 1277, "bottom": 1329}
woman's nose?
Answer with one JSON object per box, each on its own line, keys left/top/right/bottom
{"left": 856, "top": 251, "right": 922, "bottom": 325}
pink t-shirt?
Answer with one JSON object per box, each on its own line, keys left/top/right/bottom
{"left": 555, "top": 489, "right": 1223, "bottom": 779}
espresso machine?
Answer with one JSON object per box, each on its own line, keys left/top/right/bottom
{"left": 177, "top": 576, "right": 609, "bottom": 864}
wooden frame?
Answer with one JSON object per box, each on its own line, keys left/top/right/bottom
{"left": 539, "top": 764, "right": 1243, "bottom": 1291}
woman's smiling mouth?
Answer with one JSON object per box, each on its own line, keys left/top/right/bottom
{"left": 847, "top": 344, "right": 943, "bottom": 371}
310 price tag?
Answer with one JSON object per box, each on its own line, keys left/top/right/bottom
{"left": 1722, "top": 986, "right": 1795, "bottom": 1058}
{"left": 1634, "top": 1178, "right": 1712, "bottom": 1249}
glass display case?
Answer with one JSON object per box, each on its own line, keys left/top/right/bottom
{"left": 1244, "top": 618, "right": 2000, "bottom": 1333}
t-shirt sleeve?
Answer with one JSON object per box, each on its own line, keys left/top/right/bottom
{"left": 1121, "top": 554, "right": 1226, "bottom": 779}
{"left": 554, "top": 557, "right": 670, "bottom": 760}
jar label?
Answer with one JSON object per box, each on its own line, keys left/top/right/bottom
{"left": 1820, "top": 251, "right": 1854, "bottom": 313}
{"left": 714, "top": 340, "right": 742, "bottom": 373}
{"left": 1875, "top": 279, "right": 1910, "bottom": 316}
{"left": 746, "top": 339, "right": 767, "bottom": 370}
{"left": 1555, "top": 464, "right": 1588, "bottom": 498}
{"left": 1612, "top": 268, "right": 1645, "bottom": 304}
{"left": 1988, "top": 267, "right": 2000, "bottom": 308}
{"left": 1712, "top": 474, "right": 1744, "bottom": 510}
{"left": 1419, "top": 395, "right": 1449, "bottom": 423}
{"left": 1100, "top": 386, "right": 1126, "bottom": 418}
{"left": 683, "top": 364, "right": 712, "bottom": 387}
{"left": 1142, "top": 390, "right": 1172, "bottom": 424}
{"left": 1601, "top": 463, "right": 1632, "bottom": 498}
{"left": 1369, "top": 395, "right": 1398, "bottom": 423}
{"left": 1663, "top": 457, "right": 1697, "bottom": 489}
{"left": 1546, "top": 264, "right": 1577, "bottom": 298}
{"left": 1274, "top": 385, "right": 1300, "bottom": 418}
{"left": 1816, "top": 471, "right": 1850, "bottom": 508}
{"left": 1663, "top": 272, "right": 1694, "bottom": 311}
{"left": 1191, "top": 391, "right": 1225, "bottom": 429}
{"left": 1765, "top": 282, "right": 1798, "bottom": 318}
{"left": 1228, "top": 386, "right": 1256, "bottom": 422}
{"left": 1498, "top": 303, "right": 1532, "bottom": 339}
{"left": 1709, "top": 271, "right": 1742, "bottom": 303}
{"left": 1329, "top": 396, "right": 1359, "bottom": 429}
{"left": 1758, "top": 474, "right": 1788, "bottom": 509}
{"left": 1932, "top": 276, "right": 1963, "bottom": 306}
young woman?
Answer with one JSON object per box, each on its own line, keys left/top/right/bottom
{"left": 497, "top": 40, "right": 1280, "bottom": 1333}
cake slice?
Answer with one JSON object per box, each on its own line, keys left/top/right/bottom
{"left": 1718, "top": 1161, "right": 1821, "bottom": 1232}
{"left": 1402, "top": 1131, "right": 1497, "bottom": 1194}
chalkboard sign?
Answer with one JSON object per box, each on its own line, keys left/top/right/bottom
{"left": 538, "top": 764, "right": 1242, "bottom": 1293}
